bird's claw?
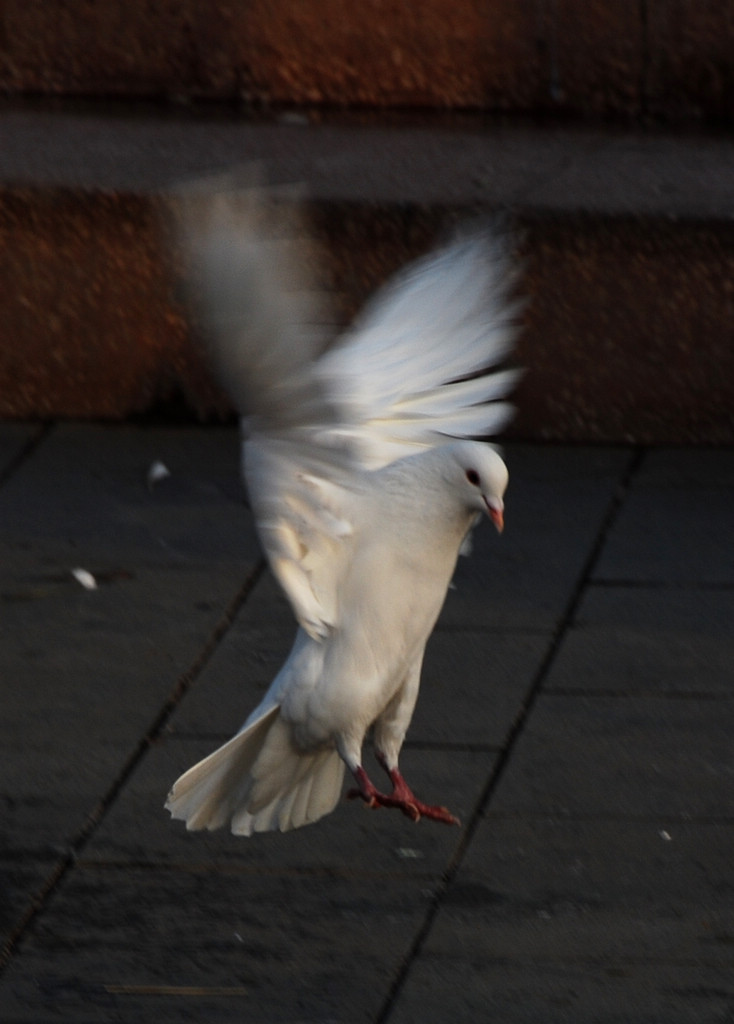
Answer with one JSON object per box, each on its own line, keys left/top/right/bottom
{"left": 347, "top": 768, "right": 460, "bottom": 826}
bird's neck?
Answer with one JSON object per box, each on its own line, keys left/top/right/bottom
{"left": 375, "top": 449, "right": 477, "bottom": 539}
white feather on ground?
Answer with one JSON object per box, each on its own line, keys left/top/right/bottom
{"left": 165, "top": 179, "right": 520, "bottom": 835}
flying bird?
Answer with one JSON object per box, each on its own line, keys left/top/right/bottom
{"left": 165, "top": 181, "right": 520, "bottom": 835}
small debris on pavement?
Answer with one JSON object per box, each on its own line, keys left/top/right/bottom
{"left": 147, "top": 460, "right": 171, "bottom": 490}
{"left": 71, "top": 567, "right": 98, "bottom": 590}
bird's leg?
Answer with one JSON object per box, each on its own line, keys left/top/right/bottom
{"left": 377, "top": 750, "right": 460, "bottom": 826}
{"left": 347, "top": 756, "right": 460, "bottom": 826}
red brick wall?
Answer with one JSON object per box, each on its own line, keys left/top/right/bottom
{"left": 1, "top": 1, "right": 732, "bottom": 122}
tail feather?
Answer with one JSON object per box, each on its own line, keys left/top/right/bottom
{"left": 240, "top": 745, "right": 344, "bottom": 834}
{"left": 165, "top": 705, "right": 345, "bottom": 836}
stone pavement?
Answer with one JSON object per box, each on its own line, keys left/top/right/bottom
{"left": 0, "top": 422, "right": 733, "bottom": 1023}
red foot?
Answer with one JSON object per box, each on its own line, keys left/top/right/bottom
{"left": 347, "top": 765, "right": 460, "bottom": 826}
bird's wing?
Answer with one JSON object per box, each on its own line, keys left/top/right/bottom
{"left": 313, "top": 229, "right": 522, "bottom": 469}
{"left": 171, "top": 179, "right": 360, "bottom": 640}
{"left": 171, "top": 181, "right": 519, "bottom": 639}
{"left": 171, "top": 174, "right": 339, "bottom": 433}
{"left": 243, "top": 437, "right": 358, "bottom": 640}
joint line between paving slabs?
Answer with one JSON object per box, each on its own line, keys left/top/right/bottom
{"left": 0, "top": 421, "right": 54, "bottom": 489}
{"left": 0, "top": 557, "right": 266, "bottom": 977}
{"left": 374, "top": 445, "right": 646, "bottom": 1024}
{"left": 73, "top": 557, "right": 267, "bottom": 842}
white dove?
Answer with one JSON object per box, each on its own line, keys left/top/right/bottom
{"left": 165, "top": 182, "right": 520, "bottom": 835}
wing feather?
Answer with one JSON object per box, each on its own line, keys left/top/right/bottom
{"left": 171, "top": 176, "right": 338, "bottom": 433}
{"left": 315, "top": 230, "right": 520, "bottom": 468}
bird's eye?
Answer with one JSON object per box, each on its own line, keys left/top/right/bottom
{"left": 465, "top": 468, "right": 480, "bottom": 486}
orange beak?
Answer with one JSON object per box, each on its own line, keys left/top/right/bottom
{"left": 485, "top": 499, "right": 504, "bottom": 534}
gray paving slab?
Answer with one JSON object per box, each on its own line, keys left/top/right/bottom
{"left": 490, "top": 693, "right": 734, "bottom": 819}
{"left": 594, "top": 448, "right": 734, "bottom": 584}
{"left": 1, "top": 567, "right": 245, "bottom": 851}
{"left": 410, "top": 628, "right": 548, "bottom": 747}
{"left": 552, "top": 583, "right": 734, "bottom": 694}
{"left": 0, "top": 425, "right": 37, "bottom": 475}
{"left": 392, "top": 818, "right": 734, "bottom": 1023}
{"left": 0, "top": 425, "right": 258, "bottom": 952}
{"left": 163, "top": 569, "right": 301, "bottom": 738}
{"left": 628, "top": 448, "right": 734, "bottom": 488}
{"left": 0, "top": 866, "right": 426, "bottom": 1024}
{"left": 390, "top": 959, "right": 734, "bottom": 1024}
{"left": 441, "top": 817, "right": 734, "bottom": 960}
{"left": 0, "top": 423, "right": 258, "bottom": 570}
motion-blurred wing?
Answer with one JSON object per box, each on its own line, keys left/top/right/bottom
{"left": 314, "top": 230, "right": 521, "bottom": 469}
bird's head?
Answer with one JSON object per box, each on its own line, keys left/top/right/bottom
{"left": 448, "top": 441, "right": 508, "bottom": 533}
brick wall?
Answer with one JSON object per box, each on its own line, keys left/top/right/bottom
{"left": 1, "top": 1, "right": 733, "bottom": 122}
